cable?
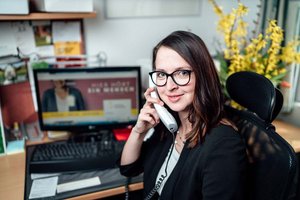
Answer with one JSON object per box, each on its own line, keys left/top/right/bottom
{"left": 124, "top": 177, "right": 131, "bottom": 200}
{"left": 144, "top": 132, "right": 176, "bottom": 200}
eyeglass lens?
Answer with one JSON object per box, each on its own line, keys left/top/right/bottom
{"left": 150, "top": 70, "right": 191, "bottom": 86}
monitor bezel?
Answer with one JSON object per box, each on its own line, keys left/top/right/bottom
{"left": 33, "top": 66, "right": 142, "bottom": 132}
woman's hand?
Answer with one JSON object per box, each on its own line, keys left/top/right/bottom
{"left": 132, "top": 87, "right": 164, "bottom": 136}
{"left": 120, "top": 87, "right": 164, "bottom": 165}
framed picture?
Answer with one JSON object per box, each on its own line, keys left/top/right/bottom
{"left": 0, "top": 56, "right": 28, "bottom": 86}
{"left": 105, "top": 0, "right": 201, "bottom": 18}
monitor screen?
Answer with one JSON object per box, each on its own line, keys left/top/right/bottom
{"left": 33, "top": 66, "right": 142, "bottom": 132}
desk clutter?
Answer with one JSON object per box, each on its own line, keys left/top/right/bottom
{"left": 25, "top": 130, "right": 142, "bottom": 199}
{"left": 1, "top": 120, "right": 26, "bottom": 155}
{"left": 26, "top": 167, "right": 143, "bottom": 199}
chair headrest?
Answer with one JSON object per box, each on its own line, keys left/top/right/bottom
{"left": 226, "top": 71, "right": 283, "bottom": 123}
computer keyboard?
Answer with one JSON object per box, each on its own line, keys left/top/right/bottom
{"left": 29, "top": 133, "right": 126, "bottom": 173}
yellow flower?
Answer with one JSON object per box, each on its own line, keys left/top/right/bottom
{"left": 209, "top": 0, "right": 300, "bottom": 90}
{"left": 281, "top": 40, "right": 300, "bottom": 65}
{"left": 236, "top": 3, "right": 248, "bottom": 16}
{"left": 209, "top": 0, "right": 223, "bottom": 16}
{"left": 230, "top": 100, "right": 244, "bottom": 110}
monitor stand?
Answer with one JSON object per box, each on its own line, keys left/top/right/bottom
{"left": 69, "top": 129, "right": 112, "bottom": 143}
{"left": 47, "top": 131, "right": 70, "bottom": 139}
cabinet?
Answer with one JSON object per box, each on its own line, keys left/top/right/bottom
{"left": 0, "top": 12, "right": 96, "bottom": 21}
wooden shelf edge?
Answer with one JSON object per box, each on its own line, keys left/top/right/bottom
{"left": 0, "top": 12, "right": 97, "bottom": 21}
{"left": 67, "top": 182, "right": 144, "bottom": 200}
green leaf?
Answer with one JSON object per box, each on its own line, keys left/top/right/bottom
{"left": 271, "top": 72, "right": 287, "bottom": 81}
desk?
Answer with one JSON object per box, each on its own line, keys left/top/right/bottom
{"left": 0, "top": 153, "right": 25, "bottom": 200}
{"left": 273, "top": 120, "right": 300, "bottom": 153}
{"left": 0, "top": 152, "right": 143, "bottom": 200}
{"left": 68, "top": 182, "right": 143, "bottom": 200}
{"left": 0, "top": 120, "right": 298, "bottom": 200}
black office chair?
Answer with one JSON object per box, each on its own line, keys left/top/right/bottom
{"left": 225, "top": 71, "right": 298, "bottom": 200}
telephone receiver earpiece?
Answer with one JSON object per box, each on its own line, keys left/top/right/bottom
{"left": 149, "top": 75, "right": 178, "bottom": 133}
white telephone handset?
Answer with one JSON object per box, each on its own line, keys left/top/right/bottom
{"left": 149, "top": 76, "right": 178, "bottom": 133}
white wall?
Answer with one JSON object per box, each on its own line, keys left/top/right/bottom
{"left": 83, "top": 0, "right": 260, "bottom": 87}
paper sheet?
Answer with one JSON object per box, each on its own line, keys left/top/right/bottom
{"left": 52, "top": 21, "right": 81, "bottom": 42}
{"left": 31, "top": 173, "right": 61, "bottom": 180}
{"left": 0, "top": 22, "right": 18, "bottom": 56}
{"left": 11, "top": 21, "right": 36, "bottom": 55}
{"left": 6, "top": 139, "right": 25, "bottom": 154}
{"left": 29, "top": 176, "right": 58, "bottom": 199}
{"left": 57, "top": 176, "right": 101, "bottom": 193}
{"left": 54, "top": 41, "right": 81, "bottom": 55}
{"left": 35, "top": 45, "right": 55, "bottom": 57}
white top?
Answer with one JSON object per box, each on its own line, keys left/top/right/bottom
{"left": 55, "top": 94, "right": 69, "bottom": 112}
{"left": 155, "top": 144, "right": 180, "bottom": 195}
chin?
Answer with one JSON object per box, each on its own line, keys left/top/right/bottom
{"left": 167, "top": 104, "right": 188, "bottom": 113}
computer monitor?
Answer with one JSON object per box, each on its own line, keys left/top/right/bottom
{"left": 33, "top": 66, "right": 142, "bottom": 132}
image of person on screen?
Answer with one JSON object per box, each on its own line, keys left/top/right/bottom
{"left": 42, "top": 80, "right": 85, "bottom": 112}
{"left": 119, "top": 31, "right": 247, "bottom": 200}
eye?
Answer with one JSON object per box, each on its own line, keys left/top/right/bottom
{"left": 156, "top": 71, "right": 166, "bottom": 79}
{"left": 175, "top": 70, "right": 190, "bottom": 77}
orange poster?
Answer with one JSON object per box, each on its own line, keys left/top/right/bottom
{"left": 54, "top": 41, "right": 81, "bottom": 55}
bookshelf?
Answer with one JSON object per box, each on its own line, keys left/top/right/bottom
{"left": 0, "top": 12, "right": 96, "bottom": 21}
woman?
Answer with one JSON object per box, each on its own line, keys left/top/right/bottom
{"left": 42, "top": 80, "right": 85, "bottom": 112}
{"left": 119, "top": 31, "right": 247, "bottom": 199}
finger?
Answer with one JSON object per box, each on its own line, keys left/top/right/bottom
{"left": 148, "top": 108, "right": 160, "bottom": 123}
{"left": 143, "top": 87, "right": 155, "bottom": 100}
{"left": 140, "top": 107, "right": 159, "bottom": 124}
{"left": 134, "top": 107, "right": 160, "bottom": 134}
{"left": 144, "top": 88, "right": 164, "bottom": 106}
{"left": 136, "top": 114, "right": 156, "bottom": 130}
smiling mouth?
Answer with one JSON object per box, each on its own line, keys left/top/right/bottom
{"left": 168, "top": 94, "right": 182, "bottom": 102}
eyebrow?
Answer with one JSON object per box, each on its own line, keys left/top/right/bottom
{"left": 155, "top": 66, "right": 191, "bottom": 72}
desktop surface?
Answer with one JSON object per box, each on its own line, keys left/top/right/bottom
{"left": 0, "top": 152, "right": 25, "bottom": 200}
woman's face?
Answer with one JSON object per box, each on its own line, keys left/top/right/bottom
{"left": 155, "top": 46, "right": 195, "bottom": 113}
{"left": 53, "top": 80, "right": 65, "bottom": 89}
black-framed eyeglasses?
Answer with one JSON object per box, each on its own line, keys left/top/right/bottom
{"left": 149, "top": 70, "right": 193, "bottom": 87}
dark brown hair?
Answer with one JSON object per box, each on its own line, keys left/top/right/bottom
{"left": 152, "top": 30, "right": 225, "bottom": 147}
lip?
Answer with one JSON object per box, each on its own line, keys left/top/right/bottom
{"left": 167, "top": 94, "right": 183, "bottom": 103}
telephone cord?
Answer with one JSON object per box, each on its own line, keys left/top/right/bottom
{"left": 124, "top": 177, "right": 131, "bottom": 200}
{"left": 144, "top": 132, "right": 176, "bottom": 200}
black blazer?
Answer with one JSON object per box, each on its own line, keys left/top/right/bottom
{"left": 119, "top": 124, "right": 247, "bottom": 200}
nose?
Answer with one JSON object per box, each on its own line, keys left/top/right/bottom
{"left": 165, "top": 76, "right": 178, "bottom": 90}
